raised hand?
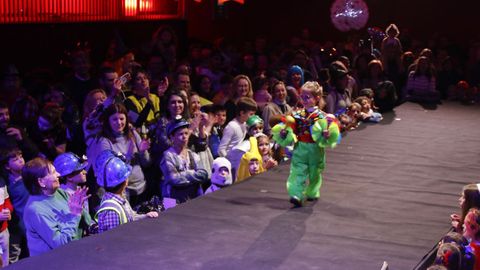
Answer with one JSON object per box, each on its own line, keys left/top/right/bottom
{"left": 6, "top": 127, "right": 23, "bottom": 141}
{"left": 68, "top": 187, "right": 90, "bottom": 216}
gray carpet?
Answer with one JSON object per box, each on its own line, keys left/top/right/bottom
{"left": 8, "top": 102, "right": 480, "bottom": 270}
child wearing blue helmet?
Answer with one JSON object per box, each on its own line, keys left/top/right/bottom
{"left": 53, "top": 153, "right": 90, "bottom": 210}
{"left": 94, "top": 150, "right": 158, "bottom": 233}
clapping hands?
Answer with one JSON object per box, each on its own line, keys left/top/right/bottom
{"left": 68, "top": 187, "right": 90, "bottom": 216}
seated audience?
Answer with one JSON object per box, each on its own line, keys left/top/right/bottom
{"left": 22, "top": 157, "right": 90, "bottom": 256}
{"left": 354, "top": 96, "right": 383, "bottom": 123}
{"left": 406, "top": 56, "right": 440, "bottom": 104}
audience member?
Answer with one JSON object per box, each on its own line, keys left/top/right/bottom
{"left": 262, "top": 81, "right": 292, "bottom": 135}
{"left": 22, "top": 157, "right": 90, "bottom": 256}
{"left": 285, "top": 65, "right": 304, "bottom": 107}
{"left": 381, "top": 23, "right": 403, "bottom": 85}
{"left": 252, "top": 76, "right": 272, "bottom": 110}
{"left": 0, "top": 148, "right": 29, "bottom": 263}
{"left": 218, "top": 97, "right": 257, "bottom": 160}
{"left": 207, "top": 105, "right": 227, "bottom": 159}
{"left": 124, "top": 69, "right": 161, "bottom": 129}
{"left": 355, "top": 96, "right": 383, "bottom": 123}
{"left": 88, "top": 103, "right": 151, "bottom": 206}
{"left": 63, "top": 49, "right": 97, "bottom": 112}
{"left": 205, "top": 157, "right": 232, "bottom": 194}
{"left": 406, "top": 56, "right": 440, "bottom": 104}
{"left": 451, "top": 184, "right": 480, "bottom": 234}
{"left": 53, "top": 153, "right": 91, "bottom": 218}
{"left": 227, "top": 114, "right": 264, "bottom": 181}
{"left": 224, "top": 75, "right": 254, "bottom": 122}
{"left": 434, "top": 242, "right": 472, "bottom": 270}
{"left": 236, "top": 136, "right": 265, "bottom": 183}
{"left": 159, "top": 118, "right": 209, "bottom": 203}
{"left": 256, "top": 133, "right": 278, "bottom": 170}
{"left": 27, "top": 103, "right": 66, "bottom": 160}
{"left": 94, "top": 150, "right": 158, "bottom": 233}
{"left": 325, "top": 68, "right": 352, "bottom": 115}
{"left": 0, "top": 164, "right": 13, "bottom": 267}
{"left": 0, "top": 102, "right": 39, "bottom": 161}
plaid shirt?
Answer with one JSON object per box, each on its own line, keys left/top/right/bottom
{"left": 97, "top": 192, "right": 135, "bottom": 233}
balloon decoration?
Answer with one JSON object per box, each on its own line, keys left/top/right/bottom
{"left": 330, "top": 0, "right": 369, "bottom": 32}
{"left": 367, "top": 26, "right": 386, "bottom": 42}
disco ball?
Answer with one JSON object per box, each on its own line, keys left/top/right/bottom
{"left": 330, "top": 0, "right": 369, "bottom": 32}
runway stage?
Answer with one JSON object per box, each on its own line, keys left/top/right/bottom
{"left": 8, "top": 102, "right": 480, "bottom": 270}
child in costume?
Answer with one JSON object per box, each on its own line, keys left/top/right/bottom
{"left": 271, "top": 81, "right": 341, "bottom": 207}
{"left": 256, "top": 133, "right": 278, "bottom": 170}
{"left": 227, "top": 114, "right": 264, "bottom": 182}
{"left": 236, "top": 136, "right": 265, "bottom": 183}
{"left": 205, "top": 157, "right": 232, "bottom": 194}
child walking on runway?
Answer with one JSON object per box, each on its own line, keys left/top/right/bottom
{"left": 272, "top": 81, "right": 341, "bottom": 207}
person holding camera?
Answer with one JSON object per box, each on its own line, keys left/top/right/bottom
{"left": 124, "top": 69, "right": 162, "bottom": 129}
{"left": 95, "top": 150, "right": 158, "bottom": 233}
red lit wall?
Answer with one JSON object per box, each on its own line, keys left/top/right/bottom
{"left": 0, "top": 0, "right": 184, "bottom": 23}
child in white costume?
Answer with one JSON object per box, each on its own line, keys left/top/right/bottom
{"left": 205, "top": 158, "right": 232, "bottom": 194}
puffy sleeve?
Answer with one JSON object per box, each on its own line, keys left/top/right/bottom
{"left": 271, "top": 116, "right": 297, "bottom": 147}
{"left": 311, "top": 115, "right": 341, "bottom": 148}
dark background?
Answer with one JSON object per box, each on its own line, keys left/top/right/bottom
{"left": 0, "top": 0, "right": 478, "bottom": 71}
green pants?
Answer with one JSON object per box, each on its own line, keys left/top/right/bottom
{"left": 287, "top": 142, "right": 326, "bottom": 200}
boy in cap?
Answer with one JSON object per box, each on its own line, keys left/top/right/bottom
{"left": 160, "top": 117, "right": 209, "bottom": 203}
{"left": 95, "top": 150, "right": 158, "bottom": 233}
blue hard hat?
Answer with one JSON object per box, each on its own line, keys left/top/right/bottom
{"left": 94, "top": 150, "right": 132, "bottom": 188}
{"left": 166, "top": 117, "right": 190, "bottom": 136}
{"left": 53, "top": 152, "right": 88, "bottom": 177}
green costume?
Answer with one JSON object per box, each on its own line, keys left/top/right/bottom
{"left": 272, "top": 107, "right": 340, "bottom": 205}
